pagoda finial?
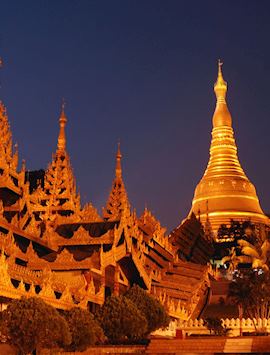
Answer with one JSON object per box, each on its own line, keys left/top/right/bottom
{"left": 218, "top": 59, "right": 223, "bottom": 75}
{"left": 212, "top": 60, "right": 232, "bottom": 128}
{"left": 214, "top": 59, "right": 227, "bottom": 103}
{"left": 61, "top": 97, "right": 65, "bottom": 113}
{"left": 57, "top": 99, "right": 67, "bottom": 152}
{"left": 115, "top": 141, "right": 122, "bottom": 179}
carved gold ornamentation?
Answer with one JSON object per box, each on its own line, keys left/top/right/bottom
{"left": 72, "top": 226, "right": 90, "bottom": 243}
{"left": 17, "top": 279, "right": 25, "bottom": 292}
{"left": 80, "top": 203, "right": 102, "bottom": 222}
{"left": 55, "top": 248, "right": 75, "bottom": 264}
{"left": 28, "top": 283, "right": 36, "bottom": 295}
{"left": 24, "top": 216, "right": 41, "bottom": 238}
{"left": 26, "top": 242, "right": 38, "bottom": 261}
{"left": 31, "top": 105, "right": 82, "bottom": 220}
{"left": 2, "top": 231, "right": 25, "bottom": 260}
{"left": 39, "top": 282, "right": 56, "bottom": 299}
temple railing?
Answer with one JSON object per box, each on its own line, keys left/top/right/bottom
{"left": 153, "top": 318, "right": 270, "bottom": 338}
{"left": 177, "top": 318, "right": 270, "bottom": 336}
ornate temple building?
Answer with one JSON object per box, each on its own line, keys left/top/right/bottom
{"left": 0, "top": 97, "right": 211, "bottom": 321}
{"left": 0, "top": 62, "right": 267, "bottom": 322}
{"left": 190, "top": 62, "right": 268, "bottom": 235}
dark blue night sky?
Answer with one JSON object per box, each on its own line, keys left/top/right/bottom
{"left": 1, "top": 1, "right": 270, "bottom": 231}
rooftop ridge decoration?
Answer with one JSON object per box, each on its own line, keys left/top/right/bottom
{"left": 138, "top": 207, "right": 173, "bottom": 253}
{"left": 139, "top": 207, "right": 166, "bottom": 234}
{"left": 190, "top": 61, "right": 268, "bottom": 234}
{"left": 103, "top": 143, "right": 130, "bottom": 221}
{"left": 55, "top": 228, "right": 113, "bottom": 246}
{"left": 79, "top": 202, "right": 102, "bottom": 222}
{"left": 27, "top": 245, "right": 96, "bottom": 270}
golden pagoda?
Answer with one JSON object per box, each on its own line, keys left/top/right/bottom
{"left": 191, "top": 61, "right": 268, "bottom": 234}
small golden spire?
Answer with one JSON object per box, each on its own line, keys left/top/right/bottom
{"left": 57, "top": 99, "right": 67, "bottom": 152}
{"left": 115, "top": 141, "right": 122, "bottom": 179}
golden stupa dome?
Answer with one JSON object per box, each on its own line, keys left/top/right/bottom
{"left": 190, "top": 61, "right": 268, "bottom": 234}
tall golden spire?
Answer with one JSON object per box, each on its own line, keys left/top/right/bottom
{"left": 57, "top": 99, "right": 67, "bottom": 152}
{"left": 190, "top": 61, "right": 267, "bottom": 235}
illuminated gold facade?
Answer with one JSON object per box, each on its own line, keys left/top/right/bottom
{"left": 191, "top": 62, "right": 268, "bottom": 234}
{"left": 0, "top": 97, "right": 211, "bottom": 321}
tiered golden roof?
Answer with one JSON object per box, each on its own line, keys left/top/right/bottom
{"left": 103, "top": 143, "right": 130, "bottom": 221}
{"left": 0, "top": 95, "right": 203, "bottom": 319}
{"left": 43, "top": 103, "right": 81, "bottom": 213}
{"left": 191, "top": 61, "right": 268, "bottom": 234}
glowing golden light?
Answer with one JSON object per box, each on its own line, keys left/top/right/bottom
{"left": 190, "top": 62, "right": 268, "bottom": 234}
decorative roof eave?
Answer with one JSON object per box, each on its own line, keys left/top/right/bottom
{"left": 27, "top": 247, "right": 97, "bottom": 271}
{"left": 130, "top": 245, "right": 151, "bottom": 290}
{"left": 28, "top": 258, "right": 95, "bottom": 271}
{"left": 0, "top": 231, "right": 26, "bottom": 261}
{"left": 55, "top": 228, "right": 114, "bottom": 246}
{"left": 0, "top": 217, "right": 56, "bottom": 251}
{"left": 55, "top": 236, "right": 114, "bottom": 246}
{"left": 100, "top": 241, "right": 151, "bottom": 290}
{"left": 0, "top": 251, "right": 104, "bottom": 309}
